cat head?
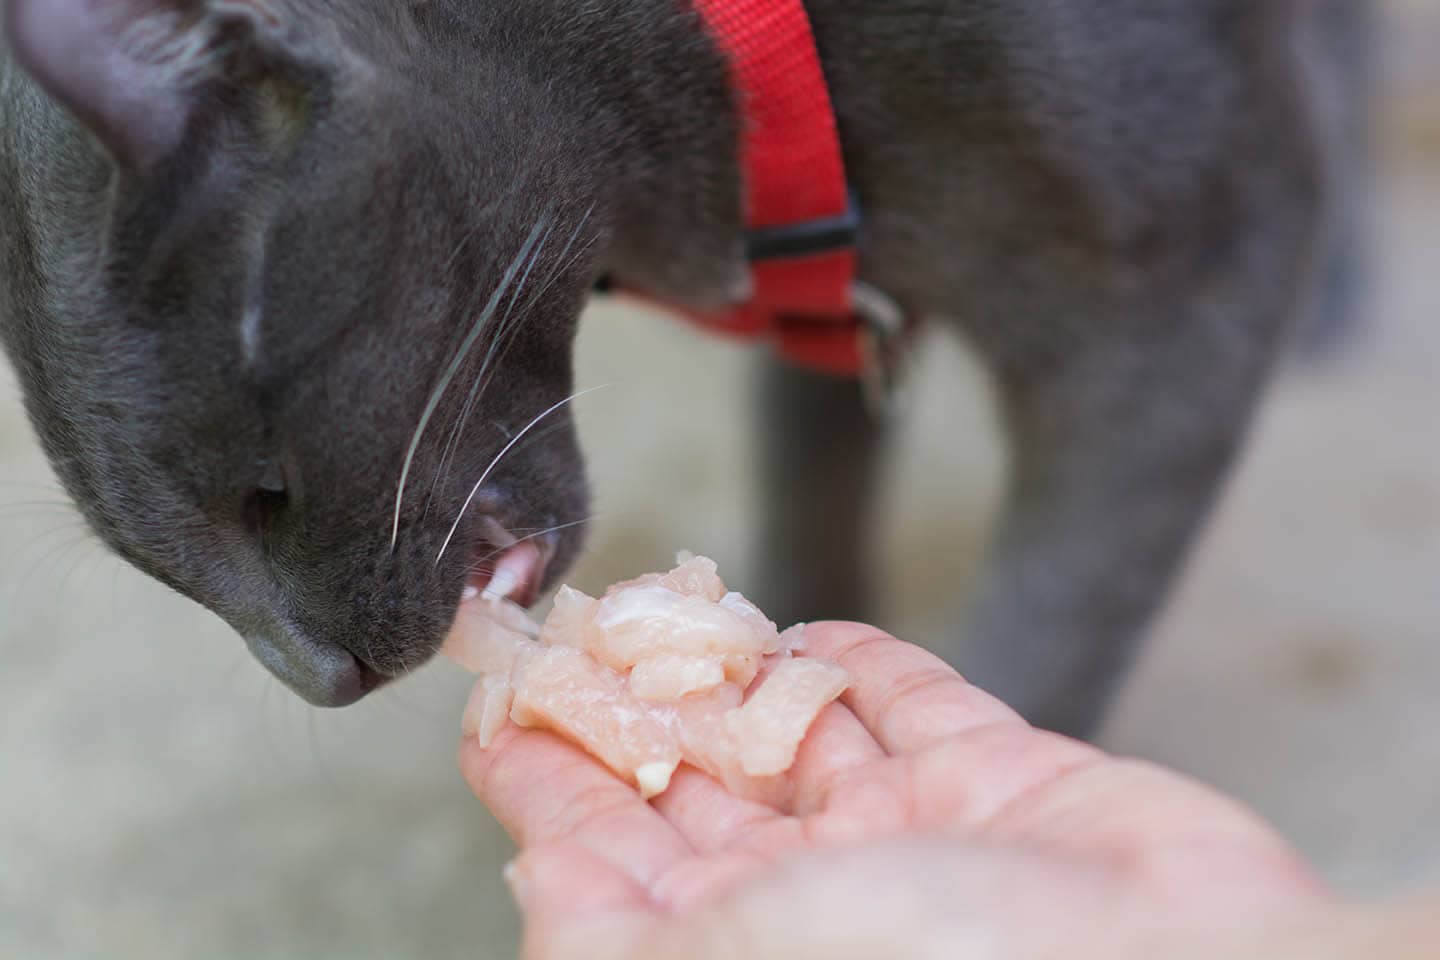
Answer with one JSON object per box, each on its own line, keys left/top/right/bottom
{"left": 3, "top": 0, "right": 609, "bottom": 703}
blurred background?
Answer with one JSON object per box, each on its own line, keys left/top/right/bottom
{"left": 3, "top": 3, "right": 1438, "bottom": 957}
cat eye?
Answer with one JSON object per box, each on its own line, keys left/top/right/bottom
{"left": 257, "top": 459, "right": 287, "bottom": 496}
{"left": 244, "top": 458, "right": 289, "bottom": 532}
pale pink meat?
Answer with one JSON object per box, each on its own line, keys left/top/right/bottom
{"left": 462, "top": 674, "right": 515, "bottom": 749}
{"left": 589, "top": 585, "right": 764, "bottom": 686}
{"left": 725, "top": 657, "right": 851, "bottom": 777}
{"left": 719, "top": 592, "right": 784, "bottom": 651}
{"left": 664, "top": 685, "right": 742, "bottom": 778}
{"left": 538, "top": 585, "right": 597, "bottom": 650}
{"left": 659, "top": 685, "right": 794, "bottom": 808}
{"left": 775, "top": 623, "right": 810, "bottom": 656}
{"left": 628, "top": 655, "right": 727, "bottom": 700}
{"left": 442, "top": 600, "right": 539, "bottom": 674}
{"left": 511, "top": 646, "right": 682, "bottom": 799}
{"left": 611, "top": 554, "right": 726, "bottom": 602}
{"left": 444, "top": 555, "right": 850, "bottom": 804}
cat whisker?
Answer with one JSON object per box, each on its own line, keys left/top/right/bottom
{"left": 421, "top": 204, "right": 596, "bottom": 524}
{"left": 69, "top": 544, "right": 116, "bottom": 599}
{"left": 9, "top": 519, "right": 88, "bottom": 556}
{"left": 447, "top": 418, "right": 580, "bottom": 559}
{"left": 435, "top": 384, "right": 611, "bottom": 566}
{"left": 423, "top": 218, "right": 559, "bottom": 513}
{"left": 54, "top": 539, "right": 103, "bottom": 606}
{"left": 464, "top": 514, "right": 608, "bottom": 573}
{"left": 390, "top": 215, "right": 550, "bottom": 549}
{"left": 466, "top": 209, "right": 598, "bottom": 419}
{"left": 453, "top": 169, "right": 547, "bottom": 266}
{"left": 0, "top": 500, "right": 79, "bottom": 517}
{"left": 437, "top": 189, "right": 520, "bottom": 282}
{"left": 447, "top": 209, "right": 595, "bottom": 455}
{"left": 417, "top": 252, "right": 527, "bottom": 527}
{"left": 11, "top": 530, "right": 94, "bottom": 603}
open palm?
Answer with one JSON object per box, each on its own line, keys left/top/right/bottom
{"left": 460, "top": 624, "right": 1327, "bottom": 959}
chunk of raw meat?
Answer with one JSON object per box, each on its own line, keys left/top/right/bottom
{"left": 725, "top": 658, "right": 852, "bottom": 777}
{"left": 510, "top": 646, "right": 682, "bottom": 799}
{"left": 590, "top": 585, "right": 764, "bottom": 686}
{"left": 628, "top": 655, "right": 727, "bottom": 700}
{"left": 462, "top": 675, "right": 515, "bottom": 749}
{"left": 611, "top": 554, "right": 727, "bottom": 602}
{"left": 442, "top": 599, "right": 539, "bottom": 674}
{"left": 539, "top": 585, "right": 597, "bottom": 650}
{"left": 444, "top": 555, "right": 850, "bottom": 805}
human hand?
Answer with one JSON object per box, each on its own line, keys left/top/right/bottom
{"left": 459, "top": 623, "right": 1328, "bottom": 959}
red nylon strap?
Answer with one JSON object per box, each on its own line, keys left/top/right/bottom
{"left": 680, "top": 0, "right": 864, "bottom": 375}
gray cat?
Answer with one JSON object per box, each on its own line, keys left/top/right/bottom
{"left": 0, "top": 0, "right": 1369, "bottom": 737}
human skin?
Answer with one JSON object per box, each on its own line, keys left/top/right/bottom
{"left": 458, "top": 623, "right": 1435, "bottom": 959}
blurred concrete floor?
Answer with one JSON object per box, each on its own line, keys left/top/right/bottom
{"left": 4, "top": 32, "right": 1440, "bottom": 960}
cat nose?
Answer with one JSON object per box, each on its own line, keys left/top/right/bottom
{"left": 243, "top": 620, "right": 383, "bottom": 707}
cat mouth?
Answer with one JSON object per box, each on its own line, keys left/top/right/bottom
{"left": 462, "top": 517, "right": 553, "bottom": 609}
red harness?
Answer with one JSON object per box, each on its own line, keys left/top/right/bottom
{"left": 613, "top": 0, "right": 895, "bottom": 379}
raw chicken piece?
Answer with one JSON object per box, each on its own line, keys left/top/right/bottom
{"left": 664, "top": 682, "right": 743, "bottom": 779}
{"left": 725, "top": 657, "right": 852, "bottom": 777}
{"left": 444, "top": 555, "right": 850, "bottom": 805}
{"left": 539, "top": 585, "right": 597, "bottom": 650}
{"left": 611, "top": 554, "right": 726, "bottom": 602}
{"left": 719, "top": 592, "right": 783, "bottom": 652}
{"left": 462, "top": 674, "right": 515, "bottom": 749}
{"left": 657, "top": 555, "right": 727, "bottom": 601}
{"left": 661, "top": 685, "right": 792, "bottom": 808}
{"left": 628, "top": 655, "right": 727, "bottom": 700}
{"left": 510, "top": 645, "right": 682, "bottom": 799}
{"left": 442, "top": 599, "right": 539, "bottom": 674}
{"left": 774, "top": 623, "right": 810, "bottom": 656}
{"left": 590, "top": 586, "right": 764, "bottom": 686}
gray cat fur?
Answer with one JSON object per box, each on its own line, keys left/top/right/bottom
{"left": 1, "top": 0, "right": 1368, "bottom": 733}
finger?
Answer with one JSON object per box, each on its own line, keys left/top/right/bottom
{"left": 802, "top": 622, "right": 1023, "bottom": 754}
{"left": 509, "top": 842, "right": 661, "bottom": 960}
{"left": 787, "top": 700, "right": 887, "bottom": 816}
{"left": 650, "top": 849, "right": 772, "bottom": 912}
{"left": 460, "top": 725, "right": 693, "bottom": 886}
{"left": 650, "top": 765, "right": 797, "bottom": 856}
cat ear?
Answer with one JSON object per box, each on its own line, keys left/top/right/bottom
{"left": 6, "top": 0, "right": 295, "bottom": 171}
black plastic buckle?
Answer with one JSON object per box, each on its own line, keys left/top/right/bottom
{"left": 744, "top": 195, "right": 861, "bottom": 262}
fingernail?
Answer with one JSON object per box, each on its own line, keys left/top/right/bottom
{"left": 502, "top": 859, "right": 527, "bottom": 911}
